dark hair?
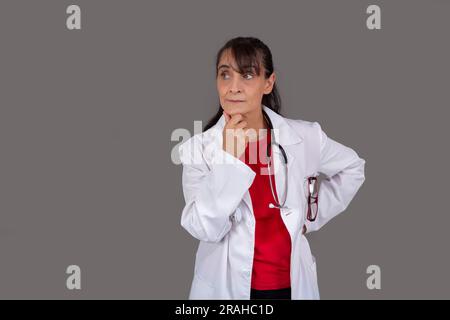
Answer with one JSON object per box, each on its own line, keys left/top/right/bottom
{"left": 203, "top": 36, "right": 283, "bottom": 132}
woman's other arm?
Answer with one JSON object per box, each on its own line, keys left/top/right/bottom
{"left": 304, "top": 122, "right": 366, "bottom": 233}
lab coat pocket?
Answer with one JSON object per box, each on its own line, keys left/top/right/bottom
{"left": 189, "top": 272, "right": 215, "bottom": 300}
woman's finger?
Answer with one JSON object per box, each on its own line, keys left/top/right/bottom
{"left": 223, "top": 111, "right": 231, "bottom": 123}
{"left": 235, "top": 121, "right": 247, "bottom": 130}
{"left": 229, "top": 114, "right": 243, "bottom": 126}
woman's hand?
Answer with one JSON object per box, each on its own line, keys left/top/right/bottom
{"left": 222, "top": 111, "right": 250, "bottom": 159}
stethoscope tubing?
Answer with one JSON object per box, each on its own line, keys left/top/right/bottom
{"left": 263, "top": 110, "right": 289, "bottom": 209}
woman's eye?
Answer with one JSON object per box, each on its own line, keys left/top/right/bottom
{"left": 219, "top": 72, "right": 253, "bottom": 80}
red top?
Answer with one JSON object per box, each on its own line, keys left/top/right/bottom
{"left": 239, "top": 130, "right": 292, "bottom": 290}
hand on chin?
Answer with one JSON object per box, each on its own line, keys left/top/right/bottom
{"left": 223, "top": 104, "right": 247, "bottom": 116}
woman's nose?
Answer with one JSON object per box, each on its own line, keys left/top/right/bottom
{"left": 229, "top": 76, "right": 243, "bottom": 93}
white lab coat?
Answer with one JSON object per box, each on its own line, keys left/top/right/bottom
{"left": 178, "top": 105, "right": 365, "bottom": 299}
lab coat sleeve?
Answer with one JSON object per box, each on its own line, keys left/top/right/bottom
{"left": 178, "top": 136, "right": 256, "bottom": 243}
{"left": 304, "top": 122, "right": 366, "bottom": 233}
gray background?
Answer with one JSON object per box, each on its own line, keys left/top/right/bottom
{"left": 0, "top": 0, "right": 448, "bottom": 299}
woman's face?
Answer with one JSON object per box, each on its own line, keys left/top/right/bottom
{"left": 216, "top": 50, "right": 275, "bottom": 117}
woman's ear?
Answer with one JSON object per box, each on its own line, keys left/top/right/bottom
{"left": 263, "top": 73, "right": 276, "bottom": 94}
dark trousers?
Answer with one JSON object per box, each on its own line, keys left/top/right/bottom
{"left": 250, "top": 287, "right": 291, "bottom": 300}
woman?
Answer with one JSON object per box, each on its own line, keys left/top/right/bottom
{"left": 178, "top": 37, "right": 366, "bottom": 300}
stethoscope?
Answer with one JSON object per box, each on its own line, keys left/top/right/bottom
{"left": 263, "top": 110, "right": 319, "bottom": 222}
{"left": 262, "top": 110, "right": 289, "bottom": 210}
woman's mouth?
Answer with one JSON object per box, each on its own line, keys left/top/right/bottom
{"left": 227, "top": 99, "right": 245, "bottom": 103}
